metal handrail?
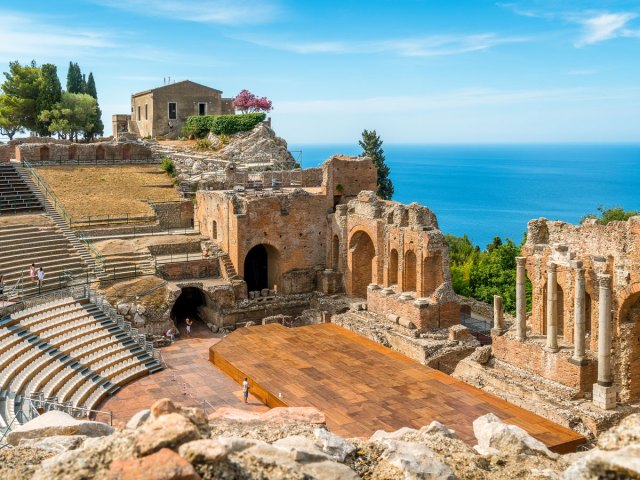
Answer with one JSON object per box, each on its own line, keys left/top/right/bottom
{"left": 22, "top": 159, "right": 72, "bottom": 225}
{"left": 24, "top": 394, "right": 114, "bottom": 426}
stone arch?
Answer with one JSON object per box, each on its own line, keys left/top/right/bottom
{"left": 68, "top": 144, "right": 77, "bottom": 160}
{"left": 244, "top": 244, "right": 280, "bottom": 293}
{"left": 403, "top": 250, "right": 417, "bottom": 292}
{"left": 40, "top": 145, "right": 50, "bottom": 162}
{"left": 170, "top": 286, "right": 206, "bottom": 328}
{"left": 122, "top": 143, "right": 131, "bottom": 160}
{"left": 96, "top": 145, "right": 105, "bottom": 160}
{"left": 331, "top": 235, "right": 340, "bottom": 270}
{"left": 422, "top": 252, "right": 443, "bottom": 297}
{"left": 616, "top": 290, "right": 640, "bottom": 402}
{"left": 348, "top": 230, "right": 375, "bottom": 298}
{"left": 388, "top": 248, "right": 398, "bottom": 286}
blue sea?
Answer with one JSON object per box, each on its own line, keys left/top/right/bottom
{"left": 291, "top": 144, "right": 640, "bottom": 248}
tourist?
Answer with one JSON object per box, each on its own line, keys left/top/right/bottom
{"left": 167, "top": 327, "right": 175, "bottom": 344}
{"left": 0, "top": 274, "right": 4, "bottom": 299}
{"left": 242, "top": 377, "right": 249, "bottom": 404}
{"left": 185, "top": 318, "right": 193, "bottom": 337}
{"left": 29, "top": 264, "right": 37, "bottom": 283}
{"left": 37, "top": 267, "right": 45, "bottom": 288}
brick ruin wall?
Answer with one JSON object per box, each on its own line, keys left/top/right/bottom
{"left": 496, "top": 216, "right": 640, "bottom": 403}
{"left": 151, "top": 201, "right": 194, "bottom": 229}
{"left": 13, "top": 141, "right": 152, "bottom": 162}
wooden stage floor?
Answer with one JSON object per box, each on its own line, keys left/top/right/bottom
{"left": 210, "top": 323, "right": 585, "bottom": 453}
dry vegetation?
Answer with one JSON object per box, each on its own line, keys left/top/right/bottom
{"left": 102, "top": 276, "right": 168, "bottom": 308}
{"left": 36, "top": 166, "right": 180, "bottom": 218}
{"left": 93, "top": 234, "right": 204, "bottom": 256}
{"left": 0, "top": 214, "right": 55, "bottom": 227}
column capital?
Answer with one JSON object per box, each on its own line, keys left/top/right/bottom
{"left": 547, "top": 262, "right": 557, "bottom": 272}
{"left": 516, "top": 256, "right": 526, "bottom": 267}
{"left": 597, "top": 274, "right": 611, "bottom": 289}
{"left": 570, "top": 259, "right": 584, "bottom": 269}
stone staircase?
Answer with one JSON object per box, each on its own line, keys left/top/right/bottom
{"left": 98, "top": 251, "right": 155, "bottom": 283}
{"left": 0, "top": 223, "right": 88, "bottom": 299}
{"left": 14, "top": 162, "right": 97, "bottom": 274}
{"left": 208, "top": 245, "right": 238, "bottom": 280}
{"left": 0, "top": 163, "right": 43, "bottom": 215}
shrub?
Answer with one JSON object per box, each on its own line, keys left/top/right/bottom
{"left": 182, "top": 113, "right": 266, "bottom": 138}
{"left": 161, "top": 157, "right": 176, "bottom": 177}
{"left": 194, "top": 138, "right": 212, "bottom": 151}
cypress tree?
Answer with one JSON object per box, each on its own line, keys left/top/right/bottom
{"left": 86, "top": 72, "right": 97, "bottom": 99}
{"left": 35, "top": 63, "right": 62, "bottom": 136}
{"left": 80, "top": 73, "right": 87, "bottom": 94}
{"left": 66, "top": 62, "right": 83, "bottom": 94}
{"left": 359, "top": 129, "right": 394, "bottom": 200}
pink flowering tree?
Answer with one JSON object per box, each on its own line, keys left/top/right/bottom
{"left": 232, "top": 89, "right": 273, "bottom": 113}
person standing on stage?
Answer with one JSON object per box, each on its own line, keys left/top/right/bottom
{"left": 242, "top": 377, "right": 249, "bottom": 404}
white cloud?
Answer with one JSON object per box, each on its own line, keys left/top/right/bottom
{"left": 575, "top": 12, "right": 638, "bottom": 46}
{"left": 95, "top": 0, "right": 280, "bottom": 25}
{"left": 0, "top": 12, "right": 115, "bottom": 60}
{"left": 240, "top": 33, "right": 529, "bottom": 57}
{"left": 275, "top": 87, "right": 640, "bottom": 115}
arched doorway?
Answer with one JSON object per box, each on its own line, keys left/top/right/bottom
{"left": 96, "top": 145, "right": 105, "bottom": 160}
{"left": 404, "top": 250, "right": 417, "bottom": 292}
{"left": 122, "top": 144, "right": 131, "bottom": 160}
{"left": 349, "top": 231, "right": 375, "bottom": 298}
{"left": 40, "top": 145, "right": 50, "bottom": 162}
{"left": 331, "top": 235, "right": 340, "bottom": 270}
{"left": 388, "top": 249, "right": 398, "bottom": 286}
{"left": 68, "top": 144, "right": 76, "bottom": 160}
{"left": 618, "top": 292, "right": 640, "bottom": 401}
{"left": 170, "top": 287, "right": 206, "bottom": 326}
{"left": 244, "top": 244, "right": 280, "bottom": 293}
{"left": 422, "top": 253, "right": 443, "bottom": 296}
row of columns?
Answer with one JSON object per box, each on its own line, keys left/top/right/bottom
{"left": 514, "top": 257, "right": 615, "bottom": 408}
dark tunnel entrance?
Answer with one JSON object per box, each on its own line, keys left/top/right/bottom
{"left": 170, "top": 287, "right": 206, "bottom": 325}
{"left": 244, "top": 245, "right": 269, "bottom": 293}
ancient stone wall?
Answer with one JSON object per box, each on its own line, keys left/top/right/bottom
{"left": 151, "top": 201, "right": 194, "bottom": 229}
{"left": 15, "top": 141, "right": 151, "bottom": 163}
{"left": 0, "top": 144, "right": 12, "bottom": 162}
{"left": 492, "top": 216, "right": 640, "bottom": 406}
{"left": 157, "top": 259, "right": 218, "bottom": 280}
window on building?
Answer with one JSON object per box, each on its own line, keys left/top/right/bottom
{"left": 168, "top": 102, "right": 177, "bottom": 120}
{"left": 137, "top": 106, "right": 141, "bottom": 121}
{"left": 198, "top": 103, "right": 206, "bottom": 116}
{"left": 145, "top": 104, "right": 148, "bottom": 120}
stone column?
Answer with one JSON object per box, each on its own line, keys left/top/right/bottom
{"left": 516, "top": 257, "right": 527, "bottom": 341}
{"left": 545, "top": 262, "right": 559, "bottom": 352}
{"left": 571, "top": 261, "right": 587, "bottom": 365}
{"left": 593, "top": 274, "right": 615, "bottom": 409}
{"left": 492, "top": 295, "right": 504, "bottom": 335}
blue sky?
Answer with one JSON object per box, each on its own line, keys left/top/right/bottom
{"left": 1, "top": 0, "right": 639, "bottom": 143}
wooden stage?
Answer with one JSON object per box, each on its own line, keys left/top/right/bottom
{"left": 210, "top": 323, "right": 585, "bottom": 453}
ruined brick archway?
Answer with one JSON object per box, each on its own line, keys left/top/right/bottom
{"left": 617, "top": 289, "right": 640, "bottom": 402}
{"left": 122, "top": 144, "right": 131, "bottom": 160}
{"left": 404, "top": 250, "right": 417, "bottom": 292}
{"left": 349, "top": 230, "right": 375, "bottom": 298}
{"left": 244, "top": 244, "right": 280, "bottom": 293}
{"left": 40, "top": 145, "right": 50, "bottom": 162}
{"left": 422, "top": 253, "right": 443, "bottom": 297}
{"left": 388, "top": 248, "right": 398, "bottom": 286}
{"left": 170, "top": 286, "right": 206, "bottom": 325}
{"left": 96, "top": 145, "right": 105, "bottom": 160}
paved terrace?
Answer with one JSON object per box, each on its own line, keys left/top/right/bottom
{"left": 210, "top": 323, "right": 586, "bottom": 453}
{"left": 99, "top": 321, "right": 267, "bottom": 426}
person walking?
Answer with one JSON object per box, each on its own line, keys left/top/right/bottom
{"left": 37, "top": 267, "right": 45, "bottom": 288}
{"left": 166, "top": 327, "right": 174, "bottom": 344}
{"left": 242, "top": 377, "right": 249, "bottom": 404}
{"left": 29, "top": 264, "right": 37, "bottom": 283}
{"left": 185, "top": 318, "right": 193, "bottom": 337}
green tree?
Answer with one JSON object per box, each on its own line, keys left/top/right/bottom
{"left": 40, "top": 92, "right": 98, "bottom": 141}
{"left": 359, "top": 129, "right": 394, "bottom": 200}
{"left": 1, "top": 60, "right": 42, "bottom": 132}
{"left": 84, "top": 72, "right": 103, "bottom": 139}
{"left": 66, "top": 62, "right": 83, "bottom": 94}
{"left": 0, "top": 94, "right": 24, "bottom": 139}
{"left": 35, "top": 63, "right": 62, "bottom": 136}
{"left": 581, "top": 206, "right": 639, "bottom": 225}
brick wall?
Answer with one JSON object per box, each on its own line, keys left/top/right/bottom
{"left": 157, "top": 259, "right": 218, "bottom": 280}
